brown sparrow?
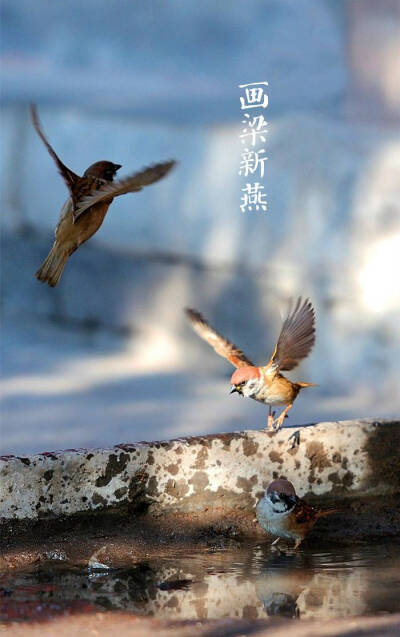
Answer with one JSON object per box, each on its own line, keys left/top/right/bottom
{"left": 30, "top": 105, "right": 176, "bottom": 286}
{"left": 256, "top": 479, "right": 337, "bottom": 549}
{"left": 185, "top": 297, "right": 316, "bottom": 430}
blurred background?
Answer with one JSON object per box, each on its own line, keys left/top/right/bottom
{"left": 1, "top": 0, "right": 399, "bottom": 455}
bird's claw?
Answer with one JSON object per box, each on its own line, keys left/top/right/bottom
{"left": 272, "top": 416, "right": 285, "bottom": 431}
{"left": 288, "top": 430, "right": 301, "bottom": 448}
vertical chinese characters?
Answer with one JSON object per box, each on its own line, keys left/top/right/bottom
{"left": 238, "top": 82, "right": 268, "bottom": 212}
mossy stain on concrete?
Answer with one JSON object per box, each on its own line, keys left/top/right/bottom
{"left": 95, "top": 453, "right": 130, "bottom": 487}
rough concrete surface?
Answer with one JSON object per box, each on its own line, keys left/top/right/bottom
{"left": 1, "top": 419, "right": 399, "bottom": 522}
{"left": 1, "top": 420, "right": 400, "bottom": 561}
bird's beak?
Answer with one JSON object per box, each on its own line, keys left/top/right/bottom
{"left": 230, "top": 385, "right": 238, "bottom": 394}
{"left": 114, "top": 164, "right": 122, "bottom": 171}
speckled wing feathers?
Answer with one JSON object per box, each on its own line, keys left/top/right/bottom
{"left": 185, "top": 308, "right": 253, "bottom": 368}
{"left": 293, "top": 498, "right": 317, "bottom": 525}
{"left": 271, "top": 297, "right": 316, "bottom": 371}
{"left": 73, "top": 160, "right": 176, "bottom": 221}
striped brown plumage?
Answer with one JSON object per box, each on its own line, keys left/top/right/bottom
{"left": 31, "top": 104, "right": 176, "bottom": 286}
{"left": 185, "top": 297, "right": 317, "bottom": 431}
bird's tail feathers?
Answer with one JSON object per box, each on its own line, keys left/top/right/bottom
{"left": 35, "top": 243, "right": 67, "bottom": 287}
{"left": 316, "top": 508, "right": 339, "bottom": 519}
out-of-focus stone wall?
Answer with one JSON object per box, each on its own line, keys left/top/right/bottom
{"left": 347, "top": 0, "right": 400, "bottom": 123}
{"left": 1, "top": 1, "right": 400, "bottom": 439}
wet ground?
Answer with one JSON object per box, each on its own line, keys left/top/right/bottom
{"left": 2, "top": 541, "right": 400, "bottom": 624}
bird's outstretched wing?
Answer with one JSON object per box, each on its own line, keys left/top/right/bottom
{"left": 268, "top": 297, "right": 316, "bottom": 371}
{"left": 73, "top": 160, "right": 176, "bottom": 221}
{"left": 185, "top": 308, "right": 253, "bottom": 368}
{"left": 30, "top": 104, "right": 81, "bottom": 204}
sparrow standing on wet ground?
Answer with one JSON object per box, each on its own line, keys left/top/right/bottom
{"left": 185, "top": 297, "right": 316, "bottom": 431}
{"left": 30, "top": 105, "right": 176, "bottom": 287}
{"left": 256, "top": 479, "right": 338, "bottom": 549}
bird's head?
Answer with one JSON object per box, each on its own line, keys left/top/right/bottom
{"left": 265, "top": 479, "right": 297, "bottom": 512}
{"left": 230, "top": 365, "right": 261, "bottom": 397}
{"left": 84, "top": 161, "right": 122, "bottom": 181}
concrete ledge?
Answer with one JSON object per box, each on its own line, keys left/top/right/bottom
{"left": 1, "top": 419, "right": 399, "bottom": 526}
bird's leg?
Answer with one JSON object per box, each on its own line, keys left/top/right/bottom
{"left": 293, "top": 538, "right": 303, "bottom": 550}
{"left": 271, "top": 537, "right": 285, "bottom": 554}
{"left": 274, "top": 403, "right": 293, "bottom": 430}
{"left": 267, "top": 405, "right": 276, "bottom": 430}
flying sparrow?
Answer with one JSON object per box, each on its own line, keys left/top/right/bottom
{"left": 256, "top": 479, "right": 337, "bottom": 549}
{"left": 185, "top": 297, "right": 316, "bottom": 430}
{"left": 30, "top": 105, "right": 176, "bottom": 286}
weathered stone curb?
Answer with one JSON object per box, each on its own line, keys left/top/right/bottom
{"left": 1, "top": 419, "right": 399, "bottom": 527}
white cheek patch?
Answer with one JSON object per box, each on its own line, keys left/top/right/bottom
{"left": 267, "top": 495, "right": 295, "bottom": 514}
{"left": 243, "top": 379, "right": 261, "bottom": 397}
{"left": 273, "top": 501, "right": 290, "bottom": 513}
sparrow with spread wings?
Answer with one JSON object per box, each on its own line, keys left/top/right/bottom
{"left": 185, "top": 297, "right": 316, "bottom": 430}
{"left": 30, "top": 105, "right": 176, "bottom": 287}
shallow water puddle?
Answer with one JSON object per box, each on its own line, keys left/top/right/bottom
{"left": 1, "top": 542, "right": 400, "bottom": 622}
